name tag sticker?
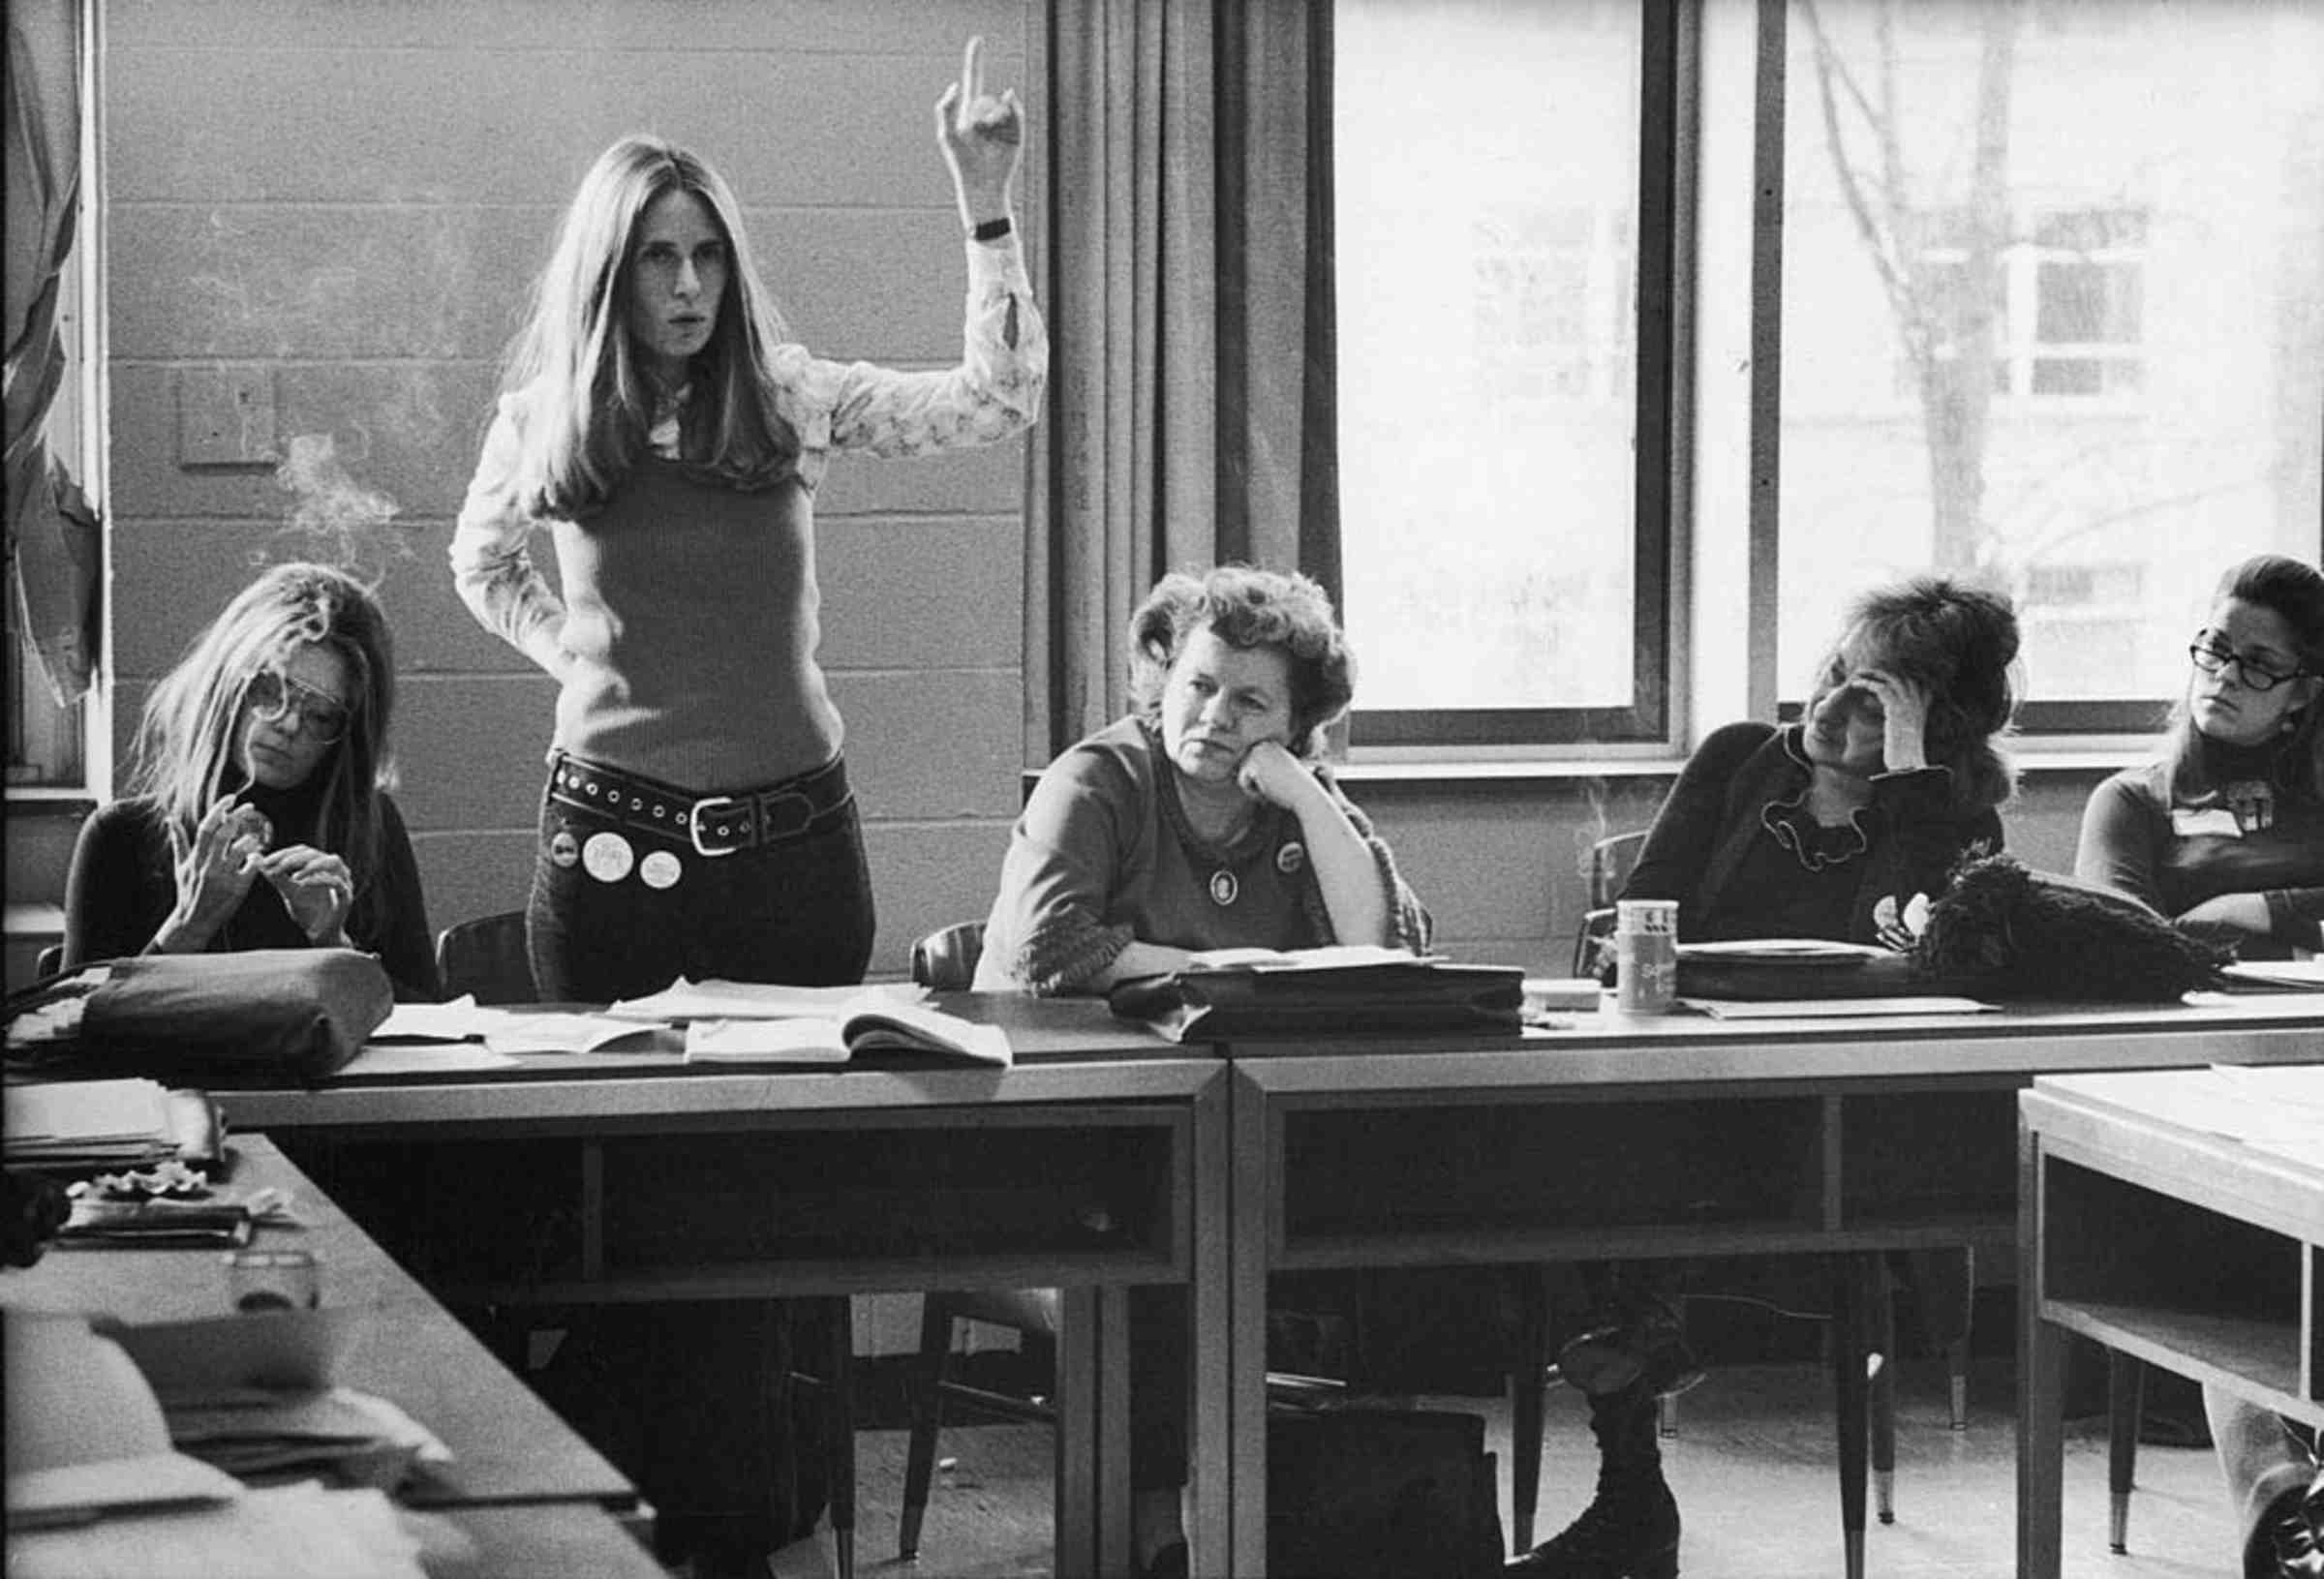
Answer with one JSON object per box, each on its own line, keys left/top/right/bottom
{"left": 2170, "top": 807, "right": 2243, "bottom": 838}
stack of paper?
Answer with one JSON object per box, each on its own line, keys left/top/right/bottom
{"left": 3, "top": 1078, "right": 178, "bottom": 1172}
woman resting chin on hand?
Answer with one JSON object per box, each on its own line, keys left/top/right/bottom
{"left": 974, "top": 564, "right": 1428, "bottom": 996}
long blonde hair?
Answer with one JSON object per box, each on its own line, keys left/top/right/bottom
{"left": 131, "top": 562, "right": 398, "bottom": 909}
{"left": 500, "top": 135, "right": 801, "bottom": 517}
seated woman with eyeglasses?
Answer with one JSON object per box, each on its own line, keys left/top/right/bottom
{"left": 2076, "top": 554, "right": 2324, "bottom": 961}
{"left": 1508, "top": 576, "right": 2021, "bottom": 1579}
{"left": 2074, "top": 553, "right": 2323, "bottom": 1579}
{"left": 61, "top": 562, "right": 440, "bottom": 999}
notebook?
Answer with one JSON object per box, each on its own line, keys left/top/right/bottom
{"left": 683, "top": 997, "right": 1012, "bottom": 1068}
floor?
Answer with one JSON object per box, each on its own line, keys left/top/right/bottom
{"left": 833, "top": 1356, "right": 2244, "bottom": 1578}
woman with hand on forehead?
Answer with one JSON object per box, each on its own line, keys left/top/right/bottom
{"left": 61, "top": 561, "right": 439, "bottom": 1000}
{"left": 1508, "top": 576, "right": 2021, "bottom": 1579}
{"left": 451, "top": 38, "right": 1045, "bottom": 1007}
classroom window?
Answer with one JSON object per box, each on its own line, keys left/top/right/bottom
{"left": 1332, "top": 0, "right": 1674, "bottom": 748}
{"left": 1779, "top": 0, "right": 2324, "bottom": 728}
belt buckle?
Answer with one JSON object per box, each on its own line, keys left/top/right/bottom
{"left": 688, "top": 794, "right": 749, "bottom": 858}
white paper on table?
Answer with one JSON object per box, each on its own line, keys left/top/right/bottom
{"left": 1677, "top": 996, "right": 1997, "bottom": 1019}
{"left": 2219, "top": 958, "right": 2324, "bottom": 990}
{"left": 369, "top": 995, "right": 497, "bottom": 1042}
{"left": 480, "top": 1012, "right": 661, "bottom": 1054}
{"left": 338, "top": 1042, "right": 522, "bottom": 1076}
{"left": 1183, "top": 944, "right": 1437, "bottom": 972}
{"left": 605, "top": 977, "right": 927, "bottom": 1022}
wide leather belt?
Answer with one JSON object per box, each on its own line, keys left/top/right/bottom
{"left": 548, "top": 751, "right": 852, "bottom": 858}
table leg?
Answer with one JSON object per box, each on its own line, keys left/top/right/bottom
{"left": 2105, "top": 1350, "right": 2144, "bottom": 1554}
{"left": 1832, "top": 1253, "right": 1870, "bottom": 1579}
{"left": 1099, "top": 1285, "right": 1132, "bottom": 1579}
{"left": 1223, "top": 1070, "right": 1271, "bottom": 1578}
{"left": 1872, "top": 1258, "right": 1897, "bottom": 1526}
{"left": 2016, "top": 1123, "right": 2064, "bottom": 1579}
{"left": 1059, "top": 1287, "right": 1100, "bottom": 1579}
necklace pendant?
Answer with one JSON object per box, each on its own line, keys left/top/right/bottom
{"left": 1208, "top": 868, "right": 1239, "bottom": 906}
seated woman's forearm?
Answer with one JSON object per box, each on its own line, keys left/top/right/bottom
{"left": 1086, "top": 940, "right": 1199, "bottom": 991}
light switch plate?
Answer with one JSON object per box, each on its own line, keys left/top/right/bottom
{"left": 179, "top": 366, "right": 277, "bottom": 467}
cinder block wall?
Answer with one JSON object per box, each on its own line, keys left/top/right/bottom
{"left": 104, "top": 0, "right": 1034, "bottom": 979}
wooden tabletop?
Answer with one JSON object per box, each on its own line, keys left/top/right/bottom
{"left": 0, "top": 1134, "right": 638, "bottom": 1513}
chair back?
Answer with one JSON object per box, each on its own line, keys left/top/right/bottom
{"left": 910, "top": 922, "right": 986, "bottom": 991}
{"left": 1587, "top": 830, "right": 1650, "bottom": 909}
{"left": 436, "top": 910, "right": 536, "bottom": 1004}
{"left": 1572, "top": 831, "right": 1651, "bottom": 977}
{"left": 34, "top": 943, "right": 64, "bottom": 980}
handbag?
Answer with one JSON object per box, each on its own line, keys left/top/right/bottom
{"left": 3, "top": 949, "right": 393, "bottom": 1083}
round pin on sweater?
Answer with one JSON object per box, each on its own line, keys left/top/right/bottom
{"left": 582, "top": 830, "right": 635, "bottom": 883}
{"left": 638, "top": 849, "right": 682, "bottom": 891}
{"left": 1275, "top": 841, "right": 1305, "bottom": 875}
{"left": 548, "top": 830, "right": 581, "bottom": 868}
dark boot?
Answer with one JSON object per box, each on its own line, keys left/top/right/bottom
{"left": 1507, "top": 1381, "right": 1680, "bottom": 1578}
{"left": 1553, "top": 1291, "right": 1704, "bottom": 1402}
{"left": 2249, "top": 1466, "right": 2324, "bottom": 1579}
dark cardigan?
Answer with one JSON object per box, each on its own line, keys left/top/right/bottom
{"left": 1622, "top": 721, "right": 2004, "bottom": 944}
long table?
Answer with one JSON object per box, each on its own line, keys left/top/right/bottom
{"left": 0, "top": 1133, "right": 661, "bottom": 1577}
{"left": 216, "top": 994, "right": 1228, "bottom": 1579}
{"left": 2017, "top": 1066, "right": 2324, "bottom": 1578}
{"left": 1220, "top": 994, "right": 2323, "bottom": 1579}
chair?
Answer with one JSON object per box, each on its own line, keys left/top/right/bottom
{"left": 1570, "top": 829, "right": 1648, "bottom": 976}
{"left": 898, "top": 920, "right": 1059, "bottom": 1559}
{"left": 35, "top": 943, "right": 64, "bottom": 979}
{"left": 434, "top": 910, "right": 862, "bottom": 1576}
{"left": 433, "top": 911, "right": 535, "bottom": 1004}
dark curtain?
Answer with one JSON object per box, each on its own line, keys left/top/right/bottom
{"left": 1025, "top": 0, "right": 1340, "bottom": 760}
{"left": 4, "top": 0, "right": 101, "bottom": 706}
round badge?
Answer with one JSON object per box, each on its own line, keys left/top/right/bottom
{"left": 581, "top": 830, "right": 635, "bottom": 884}
{"left": 1208, "top": 868, "right": 1239, "bottom": 907}
{"left": 548, "top": 830, "right": 581, "bottom": 869}
{"left": 638, "top": 849, "right": 683, "bottom": 891}
{"left": 1275, "top": 841, "right": 1306, "bottom": 875}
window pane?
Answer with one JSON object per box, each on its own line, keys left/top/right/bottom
{"left": 1780, "top": 0, "right": 2324, "bottom": 710}
{"left": 1334, "top": 0, "right": 1644, "bottom": 720}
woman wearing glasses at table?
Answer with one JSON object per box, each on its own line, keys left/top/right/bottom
{"left": 2076, "top": 554, "right": 2324, "bottom": 962}
{"left": 60, "top": 562, "right": 440, "bottom": 999}
{"left": 2075, "top": 554, "right": 2323, "bottom": 1579}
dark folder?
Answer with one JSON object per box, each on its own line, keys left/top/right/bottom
{"left": 1109, "top": 960, "right": 1525, "bottom": 1043}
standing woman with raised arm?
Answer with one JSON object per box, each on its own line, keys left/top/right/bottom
{"left": 446, "top": 42, "right": 1045, "bottom": 1579}
{"left": 451, "top": 38, "right": 1046, "bottom": 1007}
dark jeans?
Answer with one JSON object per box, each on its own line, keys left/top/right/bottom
{"left": 521, "top": 755, "right": 874, "bottom": 1561}
{"left": 526, "top": 757, "right": 875, "bottom": 1001}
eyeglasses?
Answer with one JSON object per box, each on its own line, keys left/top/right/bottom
{"left": 2188, "top": 632, "right": 2309, "bottom": 693}
{"left": 246, "top": 668, "right": 352, "bottom": 744}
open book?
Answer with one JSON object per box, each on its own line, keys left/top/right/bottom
{"left": 683, "top": 996, "right": 1012, "bottom": 1068}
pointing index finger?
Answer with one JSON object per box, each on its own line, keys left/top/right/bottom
{"left": 960, "top": 36, "right": 984, "bottom": 114}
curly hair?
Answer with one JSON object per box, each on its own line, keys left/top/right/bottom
{"left": 497, "top": 134, "right": 801, "bottom": 517}
{"left": 2162, "top": 553, "right": 2324, "bottom": 801}
{"left": 1125, "top": 565, "right": 1356, "bottom": 756}
{"left": 130, "top": 562, "right": 399, "bottom": 913}
{"left": 1807, "top": 575, "right": 2021, "bottom": 810}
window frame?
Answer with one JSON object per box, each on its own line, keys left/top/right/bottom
{"left": 1342, "top": 0, "right": 1689, "bottom": 755}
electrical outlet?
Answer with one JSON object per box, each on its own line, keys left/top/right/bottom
{"left": 179, "top": 366, "right": 277, "bottom": 467}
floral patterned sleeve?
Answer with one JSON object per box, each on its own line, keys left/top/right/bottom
{"left": 771, "top": 235, "right": 1048, "bottom": 484}
{"left": 1300, "top": 773, "right": 1434, "bottom": 955}
{"left": 448, "top": 394, "right": 567, "bottom": 674}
